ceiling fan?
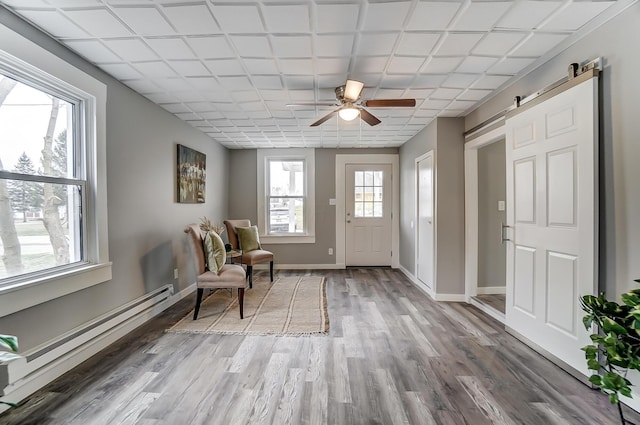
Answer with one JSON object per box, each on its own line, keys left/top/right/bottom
{"left": 287, "top": 79, "right": 416, "bottom": 127}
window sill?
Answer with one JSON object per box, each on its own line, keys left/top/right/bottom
{"left": 0, "top": 262, "right": 112, "bottom": 318}
{"left": 260, "top": 235, "right": 315, "bottom": 244}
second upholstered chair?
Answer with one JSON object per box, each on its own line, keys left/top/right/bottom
{"left": 184, "top": 224, "right": 248, "bottom": 319}
{"left": 224, "top": 219, "right": 274, "bottom": 287}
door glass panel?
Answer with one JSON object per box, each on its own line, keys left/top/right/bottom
{"left": 353, "top": 170, "right": 383, "bottom": 218}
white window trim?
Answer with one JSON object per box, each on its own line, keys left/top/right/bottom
{"left": 257, "top": 149, "right": 315, "bottom": 244}
{"left": 0, "top": 24, "right": 110, "bottom": 317}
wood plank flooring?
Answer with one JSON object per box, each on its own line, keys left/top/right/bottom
{"left": 473, "top": 294, "right": 506, "bottom": 314}
{"left": 1, "top": 268, "right": 637, "bottom": 425}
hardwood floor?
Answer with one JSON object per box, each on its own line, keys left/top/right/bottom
{"left": 1, "top": 268, "right": 637, "bottom": 425}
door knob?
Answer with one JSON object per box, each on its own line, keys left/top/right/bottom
{"left": 347, "top": 220, "right": 351, "bottom": 223}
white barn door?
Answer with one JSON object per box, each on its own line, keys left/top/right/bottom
{"left": 505, "top": 75, "right": 598, "bottom": 376}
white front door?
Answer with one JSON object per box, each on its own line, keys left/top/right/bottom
{"left": 345, "top": 164, "right": 392, "bottom": 266}
{"left": 505, "top": 76, "right": 598, "bottom": 376}
{"left": 416, "top": 152, "right": 434, "bottom": 290}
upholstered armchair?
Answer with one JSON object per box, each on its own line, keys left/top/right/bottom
{"left": 184, "top": 224, "right": 248, "bottom": 319}
{"left": 223, "top": 219, "right": 274, "bottom": 288}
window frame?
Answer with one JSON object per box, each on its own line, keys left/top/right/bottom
{"left": 0, "top": 25, "right": 110, "bottom": 317}
{"left": 257, "top": 149, "right": 315, "bottom": 244}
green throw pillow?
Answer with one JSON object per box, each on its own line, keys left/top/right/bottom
{"left": 203, "top": 231, "right": 226, "bottom": 273}
{"left": 236, "top": 225, "right": 261, "bottom": 252}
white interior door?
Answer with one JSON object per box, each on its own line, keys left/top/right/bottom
{"left": 345, "top": 164, "right": 392, "bottom": 266}
{"left": 505, "top": 76, "right": 598, "bottom": 376}
{"left": 417, "top": 153, "right": 434, "bottom": 290}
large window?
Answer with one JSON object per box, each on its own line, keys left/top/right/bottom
{"left": 0, "top": 25, "right": 110, "bottom": 317}
{"left": 257, "top": 149, "right": 315, "bottom": 243}
{"left": 0, "top": 75, "right": 84, "bottom": 281}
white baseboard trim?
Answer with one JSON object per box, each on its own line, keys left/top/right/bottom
{"left": 0, "top": 282, "right": 196, "bottom": 413}
{"left": 253, "top": 263, "right": 346, "bottom": 270}
{"left": 433, "top": 293, "right": 467, "bottom": 302}
{"left": 398, "top": 265, "right": 436, "bottom": 300}
{"left": 476, "top": 286, "right": 506, "bottom": 295}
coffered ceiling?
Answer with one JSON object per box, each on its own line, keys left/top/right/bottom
{"left": 0, "top": 1, "right": 627, "bottom": 148}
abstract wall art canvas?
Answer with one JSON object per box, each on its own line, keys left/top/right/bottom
{"left": 177, "top": 144, "right": 206, "bottom": 203}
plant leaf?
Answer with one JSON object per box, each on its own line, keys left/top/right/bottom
{"left": 602, "top": 318, "right": 628, "bottom": 335}
{"left": 0, "top": 335, "right": 18, "bottom": 352}
{"left": 589, "top": 374, "right": 603, "bottom": 386}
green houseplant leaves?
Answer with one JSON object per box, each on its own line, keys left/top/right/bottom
{"left": 581, "top": 279, "right": 640, "bottom": 424}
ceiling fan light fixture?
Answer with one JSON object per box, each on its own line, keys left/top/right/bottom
{"left": 338, "top": 106, "right": 360, "bottom": 121}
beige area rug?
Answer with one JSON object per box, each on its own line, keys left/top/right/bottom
{"left": 168, "top": 275, "right": 329, "bottom": 336}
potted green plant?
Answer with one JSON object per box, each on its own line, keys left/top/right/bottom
{"left": 581, "top": 278, "right": 640, "bottom": 425}
{"left": 0, "top": 334, "right": 18, "bottom": 408}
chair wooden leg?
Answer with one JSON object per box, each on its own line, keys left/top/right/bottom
{"left": 270, "top": 261, "right": 274, "bottom": 282}
{"left": 193, "top": 288, "right": 204, "bottom": 320}
{"left": 238, "top": 288, "right": 245, "bottom": 319}
{"left": 247, "top": 265, "right": 253, "bottom": 288}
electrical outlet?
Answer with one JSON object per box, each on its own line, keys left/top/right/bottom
{"left": 174, "top": 268, "right": 179, "bottom": 279}
{"left": 328, "top": 248, "right": 333, "bottom": 255}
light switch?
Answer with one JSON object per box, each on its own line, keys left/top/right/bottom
{"left": 329, "top": 198, "right": 336, "bottom": 205}
{"left": 498, "top": 201, "right": 505, "bottom": 211}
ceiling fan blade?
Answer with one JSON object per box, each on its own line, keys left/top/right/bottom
{"left": 364, "top": 99, "right": 416, "bottom": 108}
{"left": 344, "top": 80, "right": 364, "bottom": 101}
{"left": 359, "top": 108, "right": 381, "bottom": 126}
{"left": 310, "top": 110, "right": 338, "bottom": 127}
{"left": 286, "top": 103, "right": 337, "bottom": 107}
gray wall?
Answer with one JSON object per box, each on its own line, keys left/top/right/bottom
{"left": 0, "top": 10, "right": 229, "bottom": 351}
{"left": 399, "top": 117, "right": 466, "bottom": 295}
{"left": 477, "top": 140, "right": 506, "bottom": 288}
{"left": 466, "top": 3, "right": 640, "bottom": 298}
{"left": 228, "top": 147, "right": 397, "bottom": 265}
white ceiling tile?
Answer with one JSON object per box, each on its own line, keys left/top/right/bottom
{"left": 279, "top": 59, "right": 314, "bottom": 75}
{"left": 473, "top": 32, "right": 527, "bottom": 56}
{"left": 18, "top": 10, "right": 88, "bottom": 38}
{"left": 387, "top": 56, "right": 425, "bottom": 75}
{"left": 230, "top": 35, "right": 272, "bottom": 57}
{"left": 496, "top": 1, "right": 561, "bottom": 30}
{"left": 456, "top": 56, "right": 498, "bottom": 73}
{"left": 1, "top": 0, "right": 49, "bottom": 6}
{"left": 122, "top": 79, "right": 160, "bottom": 93}
{"left": 145, "top": 38, "right": 195, "bottom": 60}
{"left": 162, "top": 4, "right": 219, "bottom": 35}
{"left": 187, "top": 36, "right": 235, "bottom": 58}
{"left": 113, "top": 6, "right": 175, "bottom": 36}
{"left": 199, "top": 111, "right": 225, "bottom": 120}
{"left": 217, "top": 76, "right": 254, "bottom": 90}
{"left": 211, "top": 4, "right": 265, "bottom": 33}
{"left": 352, "top": 56, "right": 388, "bottom": 75}
{"left": 144, "top": 92, "right": 179, "bottom": 104}
{"left": 396, "top": 33, "right": 440, "bottom": 56}
{"left": 412, "top": 74, "right": 448, "bottom": 88}
{"left": 407, "top": 2, "right": 462, "bottom": 30}
{"left": 511, "top": 33, "right": 569, "bottom": 56}
{"left": 103, "top": 38, "right": 158, "bottom": 61}
{"left": 151, "top": 78, "right": 193, "bottom": 92}
{"left": 316, "top": 58, "right": 350, "bottom": 76}
{"left": 282, "top": 75, "right": 314, "bottom": 90}
{"left": 231, "top": 91, "right": 261, "bottom": 102}
{"left": 99, "top": 63, "right": 141, "bottom": 80}
{"left": 315, "top": 35, "right": 355, "bottom": 57}
{"left": 272, "top": 36, "right": 312, "bottom": 58}
{"left": 64, "top": 40, "right": 122, "bottom": 62}
{"left": 422, "top": 57, "right": 463, "bottom": 74}
{"left": 442, "top": 73, "right": 479, "bottom": 89}
{"left": 541, "top": 2, "right": 615, "bottom": 31}
{"left": 404, "top": 88, "right": 434, "bottom": 99}
{"left": 186, "top": 101, "right": 215, "bottom": 112}
{"left": 317, "top": 75, "right": 349, "bottom": 91}
{"left": 205, "top": 59, "right": 245, "bottom": 75}
{"left": 363, "top": 1, "right": 411, "bottom": 31}
{"left": 431, "top": 88, "right": 463, "bottom": 100}
{"left": 357, "top": 33, "right": 399, "bottom": 56}
{"left": 263, "top": 4, "right": 309, "bottom": 33}
{"left": 38, "top": 0, "right": 99, "bottom": 5}
{"left": 379, "top": 75, "right": 414, "bottom": 89}
{"left": 472, "top": 74, "right": 511, "bottom": 90}
{"left": 447, "top": 99, "right": 477, "bottom": 110}
{"left": 170, "top": 60, "right": 210, "bottom": 77}
{"left": 458, "top": 89, "right": 493, "bottom": 101}
{"left": 453, "top": 2, "right": 512, "bottom": 31}
{"left": 487, "top": 57, "right": 536, "bottom": 75}
{"left": 421, "top": 99, "right": 451, "bottom": 109}
{"left": 186, "top": 77, "right": 222, "bottom": 91}
{"left": 243, "top": 58, "right": 279, "bottom": 75}
{"left": 435, "top": 33, "right": 484, "bottom": 56}
{"left": 175, "top": 112, "right": 200, "bottom": 120}
{"left": 64, "top": 8, "right": 131, "bottom": 37}
{"left": 251, "top": 76, "right": 283, "bottom": 89}
{"left": 315, "top": 3, "right": 360, "bottom": 33}
{"left": 160, "top": 103, "right": 190, "bottom": 114}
